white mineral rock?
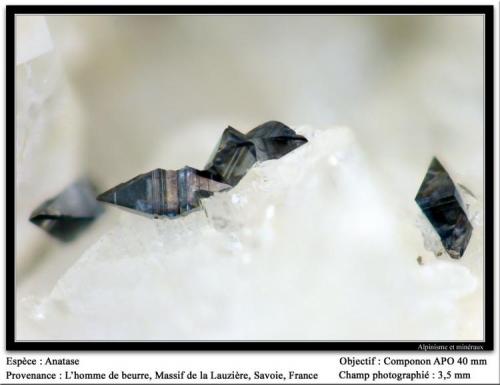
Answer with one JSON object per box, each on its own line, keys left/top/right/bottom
{"left": 15, "top": 16, "right": 86, "bottom": 274}
{"left": 18, "top": 126, "right": 482, "bottom": 341}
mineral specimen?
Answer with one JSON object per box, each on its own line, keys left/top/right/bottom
{"left": 415, "top": 157, "right": 473, "bottom": 259}
{"left": 205, "top": 121, "right": 307, "bottom": 186}
{"left": 24, "top": 127, "right": 481, "bottom": 341}
{"left": 30, "top": 179, "right": 103, "bottom": 242}
{"left": 97, "top": 166, "right": 231, "bottom": 218}
{"left": 97, "top": 122, "right": 305, "bottom": 218}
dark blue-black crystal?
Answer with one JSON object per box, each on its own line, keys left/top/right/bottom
{"left": 246, "top": 121, "right": 298, "bottom": 139}
{"left": 29, "top": 179, "right": 104, "bottom": 242}
{"left": 204, "top": 127, "right": 257, "bottom": 188}
{"left": 415, "top": 157, "right": 473, "bottom": 259}
{"left": 98, "top": 121, "right": 306, "bottom": 219}
{"left": 97, "top": 166, "right": 230, "bottom": 218}
{"left": 205, "top": 121, "right": 307, "bottom": 186}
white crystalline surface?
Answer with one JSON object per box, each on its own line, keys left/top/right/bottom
{"left": 20, "top": 127, "right": 481, "bottom": 341}
{"left": 15, "top": 16, "right": 84, "bottom": 272}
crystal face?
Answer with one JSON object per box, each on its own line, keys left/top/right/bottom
{"left": 97, "top": 166, "right": 231, "bottom": 218}
{"left": 415, "top": 157, "right": 473, "bottom": 259}
{"left": 30, "top": 179, "right": 103, "bottom": 242}
{"left": 205, "top": 121, "right": 307, "bottom": 186}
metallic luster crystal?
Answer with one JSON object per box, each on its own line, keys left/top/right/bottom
{"left": 415, "top": 157, "right": 473, "bottom": 259}
{"left": 205, "top": 121, "right": 307, "bottom": 186}
{"left": 30, "top": 179, "right": 104, "bottom": 242}
{"left": 97, "top": 166, "right": 231, "bottom": 218}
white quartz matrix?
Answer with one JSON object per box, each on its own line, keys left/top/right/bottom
{"left": 20, "top": 126, "right": 482, "bottom": 341}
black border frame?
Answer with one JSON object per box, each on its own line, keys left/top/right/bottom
{"left": 5, "top": 5, "right": 494, "bottom": 351}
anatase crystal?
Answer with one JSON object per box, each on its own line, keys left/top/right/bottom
{"left": 415, "top": 157, "right": 473, "bottom": 259}
{"left": 204, "top": 121, "right": 308, "bottom": 186}
{"left": 97, "top": 166, "right": 231, "bottom": 218}
{"left": 30, "top": 179, "right": 103, "bottom": 242}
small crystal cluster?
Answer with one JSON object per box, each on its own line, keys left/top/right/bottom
{"left": 97, "top": 121, "right": 308, "bottom": 218}
{"left": 415, "top": 157, "right": 473, "bottom": 258}
{"left": 24, "top": 127, "right": 481, "bottom": 341}
{"left": 205, "top": 121, "right": 308, "bottom": 186}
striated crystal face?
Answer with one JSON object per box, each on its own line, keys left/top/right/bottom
{"left": 415, "top": 157, "right": 473, "bottom": 258}
{"left": 30, "top": 179, "right": 103, "bottom": 242}
{"left": 204, "top": 121, "right": 307, "bottom": 186}
{"left": 97, "top": 166, "right": 231, "bottom": 218}
{"left": 204, "top": 127, "right": 257, "bottom": 187}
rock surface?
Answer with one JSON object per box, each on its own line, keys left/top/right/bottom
{"left": 18, "top": 127, "right": 482, "bottom": 341}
